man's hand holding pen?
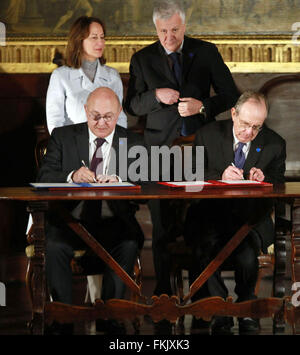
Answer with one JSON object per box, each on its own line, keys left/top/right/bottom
{"left": 72, "top": 166, "right": 97, "bottom": 183}
{"left": 222, "top": 163, "right": 244, "bottom": 180}
{"left": 71, "top": 160, "right": 119, "bottom": 183}
{"left": 221, "top": 163, "right": 265, "bottom": 182}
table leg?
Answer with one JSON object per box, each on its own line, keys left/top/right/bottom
{"left": 55, "top": 203, "right": 145, "bottom": 302}
{"left": 27, "top": 201, "right": 48, "bottom": 335}
{"left": 272, "top": 200, "right": 289, "bottom": 333}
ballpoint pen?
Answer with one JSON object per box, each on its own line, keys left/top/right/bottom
{"left": 231, "top": 162, "right": 244, "bottom": 180}
{"left": 81, "top": 160, "right": 97, "bottom": 182}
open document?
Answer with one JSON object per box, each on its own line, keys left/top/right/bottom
{"left": 217, "top": 180, "right": 272, "bottom": 186}
{"left": 158, "top": 180, "right": 272, "bottom": 188}
{"left": 30, "top": 182, "right": 140, "bottom": 190}
{"left": 158, "top": 181, "right": 212, "bottom": 187}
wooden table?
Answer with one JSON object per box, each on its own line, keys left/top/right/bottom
{"left": 0, "top": 183, "right": 300, "bottom": 334}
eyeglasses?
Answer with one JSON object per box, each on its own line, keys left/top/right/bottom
{"left": 237, "top": 116, "right": 263, "bottom": 133}
{"left": 86, "top": 109, "right": 114, "bottom": 123}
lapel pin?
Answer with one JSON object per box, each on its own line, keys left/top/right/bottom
{"left": 256, "top": 148, "right": 261, "bottom": 152}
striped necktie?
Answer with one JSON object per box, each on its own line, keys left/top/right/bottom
{"left": 234, "top": 142, "right": 246, "bottom": 169}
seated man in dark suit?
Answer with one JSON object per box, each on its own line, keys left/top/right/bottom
{"left": 184, "top": 91, "right": 286, "bottom": 334}
{"left": 37, "top": 87, "right": 144, "bottom": 334}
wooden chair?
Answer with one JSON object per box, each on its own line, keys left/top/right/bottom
{"left": 25, "top": 132, "right": 143, "bottom": 333}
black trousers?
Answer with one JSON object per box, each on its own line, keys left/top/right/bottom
{"left": 45, "top": 215, "right": 138, "bottom": 305}
{"left": 148, "top": 199, "right": 187, "bottom": 296}
{"left": 184, "top": 199, "right": 268, "bottom": 302}
{"left": 148, "top": 199, "right": 173, "bottom": 296}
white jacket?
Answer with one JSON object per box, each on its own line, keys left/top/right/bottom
{"left": 46, "top": 61, "right": 127, "bottom": 134}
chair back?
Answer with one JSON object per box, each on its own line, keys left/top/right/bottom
{"left": 35, "top": 138, "right": 48, "bottom": 169}
{"left": 260, "top": 74, "right": 300, "bottom": 180}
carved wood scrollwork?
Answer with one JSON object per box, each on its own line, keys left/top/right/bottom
{"left": 45, "top": 295, "right": 290, "bottom": 327}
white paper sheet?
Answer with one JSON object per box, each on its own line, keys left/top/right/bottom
{"left": 218, "top": 180, "right": 262, "bottom": 184}
{"left": 30, "top": 182, "right": 137, "bottom": 188}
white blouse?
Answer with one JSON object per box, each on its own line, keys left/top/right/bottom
{"left": 46, "top": 60, "right": 127, "bottom": 134}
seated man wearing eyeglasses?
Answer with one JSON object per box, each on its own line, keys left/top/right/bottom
{"left": 184, "top": 91, "right": 286, "bottom": 334}
{"left": 37, "top": 87, "right": 144, "bottom": 334}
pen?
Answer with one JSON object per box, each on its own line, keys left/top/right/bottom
{"left": 231, "top": 162, "right": 244, "bottom": 180}
{"left": 81, "top": 160, "right": 97, "bottom": 183}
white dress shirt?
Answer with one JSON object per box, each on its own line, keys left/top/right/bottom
{"left": 89, "top": 129, "right": 116, "bottom": 217}
{"left": 70, "top": 128, "right": 118, "bottom": 219}
{"left": 163, "top": 40, "right": 184, "bottom": 55}
{"left": 46, "top": 60, "right": 127, "bottom": 134}
{"left": 88, "top": 128, "right": 114, "bottom": 175}
{"left": 67, "top": 128, "right": 120, "bottom": 183}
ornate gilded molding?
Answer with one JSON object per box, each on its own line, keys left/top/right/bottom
{"left": 1, "top": 36, "right": 300, "bottom": 73}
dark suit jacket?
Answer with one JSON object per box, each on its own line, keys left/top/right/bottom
{"left": 124, "top": 36, "right": 239, "bottom": 146}
{"left": 192, "top": 119, "right": 286, "bottom": 251}
{"left": 37, "top": 123, "right": 145, "bottom": 249}
{"left": 194, "top": 119, "right": 286, "bottom": 184}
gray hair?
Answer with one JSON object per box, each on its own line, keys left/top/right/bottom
{"left": 234, "top": 90, "right": 268, "bottom": 114}
{"left": 153, "top": 0, "right": 185, "bottom": 25}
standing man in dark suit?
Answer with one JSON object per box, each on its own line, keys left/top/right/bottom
{"left": 124, "top": 0, "right": 239, "bottom": 298}
{"left": 125, "top": 0, "right": 239, "bottom": 147}
{"left": 37, "top": 87, "right": 144, "bottom": 334}
{"left": 184, "top": 91, "right": 286, "bottom": 334}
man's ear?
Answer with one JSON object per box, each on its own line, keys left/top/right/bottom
{"left": 231, "top": 107, "right": 236, "bottom": 122}
{"left": 117, "top": 106, "right": 122, "bottom": 120}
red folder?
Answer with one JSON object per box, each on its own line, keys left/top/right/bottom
{"left": 157, "top": 180, "right": 273, "bottom": 188}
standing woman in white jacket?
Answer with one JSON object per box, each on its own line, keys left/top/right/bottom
{"left": 46, "top": 15, "right": 127, "bottom": 134}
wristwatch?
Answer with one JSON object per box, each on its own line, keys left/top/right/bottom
{"left": 199, "top": 105, "right": 206, "bottom": 116}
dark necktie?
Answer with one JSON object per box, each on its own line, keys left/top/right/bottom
{"left": 169, "top": 52, "right": 182, "bottom": 86}
{"left": 234, "top": 142, "right": 246, "bottom": 169}
{"left": 90, "top": 137, "right": 106, "bottom": 176}
{"left": 80, "top": 138, "right": 105, "bottom": 222}
{"left": 169, "top": 52, "right": 187, "bottom": 136}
